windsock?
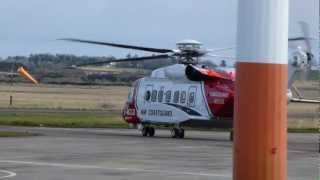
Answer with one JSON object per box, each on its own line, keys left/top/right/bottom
{"left": 17, "top": 67, "right": 38, "bottom": 85}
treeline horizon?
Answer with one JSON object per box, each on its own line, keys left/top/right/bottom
{"left": 0, "top": 53, "right": 177, "bottom": 85}
{"left": 0, "top": 53, "right": 177, "bottom": 71}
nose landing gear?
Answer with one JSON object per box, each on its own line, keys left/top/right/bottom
{"left": 141, "top": 126, "right": 155, "bottom": 137}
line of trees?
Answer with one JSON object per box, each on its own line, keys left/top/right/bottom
{"left": 0, "top": 53, "right": 177, "bottom": 85}
{"left": 0, "top": 53, "right": 176, "bottom": 71}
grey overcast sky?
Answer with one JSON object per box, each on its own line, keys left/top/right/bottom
{"left": 0, "top": 0, "right": 318, "bottom": 61}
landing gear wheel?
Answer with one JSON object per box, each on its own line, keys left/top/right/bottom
{"left": 178, "top": 128, "right": 185, "bottom": 138}
{"left": 142, "top": 127, "right": 149, "bottom": 137}
{"left": 171, "top": 128, "right": 185, "bottom": 138}
{"left": 148, "top": 127, "right": 155, "bottom": 137}
{"left": 171, "top": 128, "right": 179, "bottom": 138}
{"left": 229, "top": 129, "right": 234, "bottom": 141}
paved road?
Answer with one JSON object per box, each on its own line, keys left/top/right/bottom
{"left": 0, "top": 126, "right": 318, "bottom": 180}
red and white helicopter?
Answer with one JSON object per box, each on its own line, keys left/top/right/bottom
{"left": 62, "top": 23, "right": 319, "bottom": 139}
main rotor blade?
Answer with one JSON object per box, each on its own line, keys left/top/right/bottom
{"left": 60, "top": 38, "right": 174, "bottom": 53}
{"left": 288, "top": 37, "right": 315, "bottom": 41}
{"left": 76, "top": 54, "right": 170, "bottom": 67}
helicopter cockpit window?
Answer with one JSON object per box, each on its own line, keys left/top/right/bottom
{"left": 158, "top": 88, "right": 164, "bottom": 102}
{"left": 145, "top": 91, "right": 151, "bottom": 101}
{"left": 151, "top": 90, "right": 157, "bottom": 102}
{"left": 165, "top": 90, "right": 172, "bottom": 103}
{"left": 173, "top": 91, "right": 180, "bottom": 103}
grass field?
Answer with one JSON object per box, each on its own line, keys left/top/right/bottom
{"left": 288, "top": 80, "right": 319, "bottom": 130}
{"left": 0, "top": 82, "right": 318, "bottom": 131}
{"left": 0, "top": 112, "right": 127, "bottom": 128}
{"left": 0, "top": 83, "right": 129, "bottom": 110}
{"left": 0, "top": 131, "right": 38, "bottom": 137}
{"left": 0, "top": 111, "right": 316, "bottom": 132}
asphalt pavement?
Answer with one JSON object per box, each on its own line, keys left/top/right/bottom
{"left": 0, "top": 126, "right": 318, "bottom": 180}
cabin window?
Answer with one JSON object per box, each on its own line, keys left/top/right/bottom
{"left": 188, "top": 92, "right": 195, "bottom": 107}
{"left": 173, "top": 91, "right": 180, "bottom": 103}
{"left": 180, "top": 91, "right": 186, "bottom": 104}
{"left": 145, "top": 91, "right": 151, "bottom": 101}
{"left": 165, "top": 90, "right": 171, "bottom": 103}
{"left": 158, "top": 88, "right": 164, "bottom": 102}
{"left": 188, "top": 86, "right": 197, "bottom": 107}
{"left": 151, "top": 90, "right": 157, "bottom": 102}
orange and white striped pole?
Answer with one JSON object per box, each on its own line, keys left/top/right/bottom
{"left": 234, "top": 0, "right": 288, "bottom": 180}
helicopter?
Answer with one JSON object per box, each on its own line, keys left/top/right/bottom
{"left": 61, "top": 38, "right": 237, "bottom": 138}
{"left": 61, "top": 23, "right": 319, "bottom": 139}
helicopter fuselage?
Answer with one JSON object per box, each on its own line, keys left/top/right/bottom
{"left": 123, "top": 65, "right": 235, "bottom": 129}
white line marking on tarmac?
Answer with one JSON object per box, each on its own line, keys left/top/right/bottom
{"left": 0, "top": 160, "right": 231, "bottom": 178}
{"left": 0, "top": 170, "right": 16, "bottom": 179}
